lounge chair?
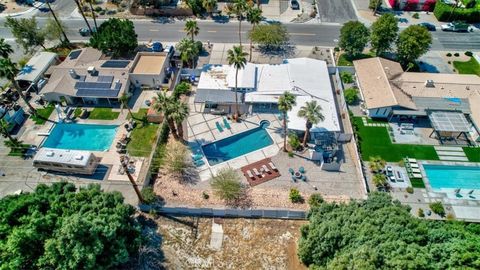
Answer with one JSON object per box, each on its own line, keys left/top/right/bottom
{"left": 412, "top": 173, "right": 422, "bottom": 178}
{"left": 246, "top": 170, "right": 254, "bottom": 179}
{"left": 299, "top": 166, "right": 306, "bottom": 174}
{"left": 389, "top": 176, "right": 396, "bottom": 182}
{"left": 223, "top": 118, "right": 231, "bottom": 129}
{"left": 268, "top": 162, "right": 278, "bottom": 171}
{"left": 262, "top": 165, "right": 271, "bottom": 174}
{"left": 468, "top": 190, "right": 476, "bottom": 199}
{"left": 291, "top": 175, "right": 297, "bottom": 182}
{"left": 253, "top": 168, "right": 261, "bottom": 177}
{"left": 395, "top": 171, "right": 405, "bottom": 182}
{"left": 288, "top": 168, "right": 295, "bottom": 175}
{"left": 301, "top": 175, "right": 307, "bottom": 182}
{"left": 411, "top": 168, "right": 421, "bottom": 173}
{"left": 194, "top": 159, "right": 205, "bottom": 167}
{"left": 192, "top": 153, "right": 203, "bottom": 161}
{"left": 407, "top": 158, "right": 417, "bottom": 163}
{"left": 215, "top": 121, "right": 224, "bottom": 132}
{"left": 410, "top": 163, "right": 419, "bottom": 168}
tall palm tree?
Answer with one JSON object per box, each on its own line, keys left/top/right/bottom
{"left": 0, "top": 119, "right": 14, "bottom": 141}
{"left": 74, "top": 0, "right": 93, "bottom": 34}
{"left": 0, "top": 38, "right": 13, "bottom": 58}
{"left": 232, "top": 0, "right": 248, "bottom": 46}
{"left": 297, "top": 100, "right": 324, "bottom": 147}
{"left": 226, "top": 45, "right": 248, "bottom": 119}
{"left": 246, "top": 7, "right": 262, "bottom": 61}
{"left": 202, "top": 0, "right": 217, "bottom": 17}
{"left": 176, "top": 38, "right": 199, "bottom": 68}
{"left": 85, "top": 0, "right": 99, "bottom": 30}
{"left": 119, "top": 93, "right": 133, "bottom": 119}
{"left": 0, "top": 58, "right": 36, "bottom": 115}
{"left": 184, "top": 20, "right": 199, "bottom": 42}
{"left": 170, "top": 100, "right": 189, "bottom": 140}
{"left": 46, "top": 1, "right": 69, "bottom": 44}
{"left": 278, "top": 91, "right": 296, "bottom": 152}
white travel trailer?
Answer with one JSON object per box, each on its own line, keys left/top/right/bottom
{"left": 33, "top": 148, "right": 99, "bottom": 175}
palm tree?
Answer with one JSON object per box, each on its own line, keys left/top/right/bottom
{"left": 372, "top": 173, "right": 387, "bottom": 187}
{"left": 176, "top": 38, "right": 199, "bottom": 68}
{"left": 369, "top": 156, "right": 386, "bottom": 172}
{"left": 0, "top": 38, "right": 13, "bottom": 58}
{"left": 170, "top": 100, "right": 189, "bottom": 140}
{"left": 246, "top": 7, "right": 262, "bottom": 61}
{"left": 226, "top": 45, "right": 248, "bottom": 119}
{"left": 297, "top": 100, "right": 324, "bottom": 147}
{"left": 154, "top": 92, "right": 178, "bottom": 140}
{"left": 45, "top": 1, "right": 69, "bottom": 44}
{"left": 232, "top": 0, "right": 248, "bottom": 46}
{"left": 202, "top": 0, "right": 218, "bottom": 17}
{"left": 0, "top": 58, "right": 36, "bottom": 115}
{"left": 184, "top": 20, "right": 199, "bottom": 42}
{"left": 0, "top": 119, "right": 14, "bottom": 141}
{"left": 74, "top": 0, "right": 93, "bottom": 34}
{"left": 119, "top": 93, "right": 133, "bottom": 119}
{"left": 85, "top": 0, "right": 99, "bottom": 30}
{"left": 278, "top": 91, "right": 296, "bottom": 152}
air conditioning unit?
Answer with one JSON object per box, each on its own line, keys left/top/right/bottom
{"left": 425, "top": 80, "right": 435, "bottom": 87}
{"left": 87, "top": 66, "right": 97, "bottom": 75}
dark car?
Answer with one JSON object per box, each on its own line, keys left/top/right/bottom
{"left": 418, "top": 22, "right": 436, "bottom": 31}
{"left": 78, "top": 27, "right": 97, "bottom": 36}
{"left": 290, "top": 0, "right": 300, "bottom": 10}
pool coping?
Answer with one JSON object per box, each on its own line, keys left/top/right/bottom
{"left": 199, "top": 121, "right": 275, "bottom": 168}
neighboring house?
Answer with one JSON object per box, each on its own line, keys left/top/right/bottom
{"left": 41, "top": 48, "right": 171, "bottom": 106}
{"left": 0, "top": 105, "right": 25, "bottom": 132}
{"left": 194, "top": 58, "right": 341, "bottom": 137}
{"left": 389, "top": 0, "right": 437, "bottom": 11}
{"left": 354, "top": 57, "right": 480, "bottom": 143}
{"left": 33, "top": 148, "right": 99, "bottom": 175}
{"left": 15, "top": 52, "right": 59, "bottom": 91}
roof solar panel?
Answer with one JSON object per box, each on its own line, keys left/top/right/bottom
{"left": 76, "top": 88, "right": 120, "bottom": 97}
{"left": 74, "top": 81, "right": 112, "bottom": 89}
{"left": 97, "top": 75, "right": 114, "bottom": 83}
{"left": 69, "top": 50, "right": 82, "bottom": 60}
{"left": 100, "top": 60, "right": 130, "bottom": 68}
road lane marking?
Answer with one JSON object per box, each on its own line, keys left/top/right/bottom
{"left": 290, "top": 33, "right": 316, "bottom": 36}
{"left": 207, "top": 30, "right": 217, "bottom": 33}
{"left": 149, "top": 29, "right": 160, "bottom": 32}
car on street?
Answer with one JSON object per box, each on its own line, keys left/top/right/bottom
{"left": 290, "top": 0, "right": 300, "bottom": 10}
{"left": 418, "top": 22, "right": 436, "bottom": 31}
{"left": 441, "top": 22, "right": 474, "bottom": 32}
{"left": 78, "top": 27, "right": 97, "bottom": 36}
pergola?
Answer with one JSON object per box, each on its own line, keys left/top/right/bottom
{"left": 428, "top": 111, "right": 472, "bottom": 144}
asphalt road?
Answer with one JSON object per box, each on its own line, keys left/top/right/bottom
{"left": 0, "top": 18, "right": 479, "bottom": 51}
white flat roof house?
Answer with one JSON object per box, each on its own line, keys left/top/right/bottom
{"left": 194, "top": 58, "right": 340, "bottom": 133}
{"left": 15, "top": 52, "right": 59, "bottom": 90}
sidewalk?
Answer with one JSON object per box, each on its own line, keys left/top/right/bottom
{"left": 0, "top": 2, "right": 42, "bottom": 18}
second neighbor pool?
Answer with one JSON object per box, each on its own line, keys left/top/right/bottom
{"left": 423, "top": 164, "right": 480, "bottom": 191}
{"left": 43, "top": 123, "right": 118, "bottom": 151}
{"left": 202, "top": 121, "right": 273, "bottom": 166}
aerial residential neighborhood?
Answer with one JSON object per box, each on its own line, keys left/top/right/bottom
{"left": 0, "top": 0, "right": 479, "bottom": 269}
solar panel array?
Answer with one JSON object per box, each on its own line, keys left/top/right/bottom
{"left": 97, "top": 75, "right": 114, "bottom": 83}
{"left": 74, "top": 81, "right": 112, "bottom": 89}
{"left": 429, "top": 111, "right": 471, "bottom": 132}
{"left": 100, "top": 60, "right": 130, "bottom": 68}
{"left": 76, "top": 88, "right": 120, "bottom": 98}
{"left": 69, "top": 50, "right": 82, "bottom": 60}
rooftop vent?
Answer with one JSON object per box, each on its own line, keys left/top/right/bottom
{"left": 425, "top": 80, "right": 435, "bottom": 88}
{"left": 87, "top": 66, "right": 97, "bottom": 75}
{"left": 46, "top": 151, "right": 55, "bottom": 157}
{"left": 69, "top": 69, "right": 79, "bottom": 79}
{"left": 74, "top": 155, "right": 84, "bottom": 160}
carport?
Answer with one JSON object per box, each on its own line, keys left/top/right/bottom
{"left": 193, "top": 89, "right": 242, "bottom": 114}
{"left": 15, "top": 52, "right": 59, "bottom": 91}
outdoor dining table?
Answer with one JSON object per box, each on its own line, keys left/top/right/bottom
{"left": 294, "top": 172, "right": 302, "bottom": 178}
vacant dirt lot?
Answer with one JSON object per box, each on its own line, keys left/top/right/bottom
{"left": 155, "top": 216, "right": 307, "bottom": 269}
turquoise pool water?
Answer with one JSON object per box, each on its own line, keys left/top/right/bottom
{"left": 202, "top": 121, "right": 273, "bottom": 165}
{"left": 424, "top": 164, "right": 480, "bottom": 190}
{"left": 43, "top": 123, "right": 117, "bottom": 151}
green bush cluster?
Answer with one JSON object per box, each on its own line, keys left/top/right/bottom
{"left": 141, "top": 187, "right": 157, "bottom": 204}
{"left": 465, "top": 51, "right": 473, "bottom": 56}
{"left": 429, "top": 201, "right": 446, "bottom": 217}
{"left": 340, "top": 71, "right": 354, "bottom": 84}
{"left": 344, "top": 88, "right": 358, "bottom": 105}
{"left": 289, "top": 188, "right": 304, "bottom": 203}
{"left": 173, "top": 82, "right": 191, "bottom": 99}
{"left": 434, "top": 1, "right": 480, "bottom": 22}
{"left": 288, "top": 133, "right": 302, "bottom": 151}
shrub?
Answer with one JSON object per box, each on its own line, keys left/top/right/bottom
{"left": 446, "top": 213, "right": 455, "bottom": 220}
{"left": 446, "top": 53, "right": 452, "bottom": 57}
{"left": 94, "top": 6, "right": 103, "bottom": 12}
{"left": 454, "top": 52, "right": 460, "bottom": 57}
{"left": 465, "top": 51, "right": 473, "bottom": 57}
{"left": 99, "top": 10, "right": 106, "bottom": 15}
{"left": 141, "top": 187, "right": 157, "bottom": 204}
{"left": 344, "top": 88, "right": 358, "bottom": 105}
{"left": 340, "top": 71, "right": 354, "bottom": 84}
{"left": 429, "top": 202, "right": 446, "bottom": 217}
{"left": 398, "top": 159, "right": 405, "bottom": 167}
{"left": 448, "top": 61, "right": 451, "bottom": 64}
{"left": 289, "top": 188, "right": 304, "bottom": 203}
{"left": 412, "top": 13, "right": 420, "bottom": 19}
{"left": 308, "top": 194, "right": 324, "bottom": 207}
{"left": 164, "top": 140, "right": 188, "bottom": 175}
{"left": 288, "top": 151, "right": 294, "bottom": 158}
{"left": 406, "top": 187, "right": 414, "bottom": 194}
{"left": 210, "top": 168, "right": 244, "bottom": 203}
{"left": 195, "top": 40, "right": 204, "bottom": 53}
{"left": 106, "top": 9, "right": 117, "bottom": 15}
{"left": 173, "top": 82, "right": 191, "bottom": 99}
{"left": 288, "top": 133, "right": 301, "bottom": 151}
{"left": 434, "top": 0, "right": 480, "bottom": 23}
{"left": 418, "top": 208, "right": 425, "bottom": 217}
{"left": 334, "top": 47, "right": 340, "bottom": 52}
{"left": 202, "top": 191, "right": 210, "bottom": 200}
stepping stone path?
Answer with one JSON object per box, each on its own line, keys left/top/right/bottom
{"left": 434, "top": 146, "right": 468, "bottom": 161}
{"left": 361, "top": 117, "right": 389, "bottom": 127}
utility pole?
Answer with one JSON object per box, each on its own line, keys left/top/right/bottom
{"left": 120, "top": 155, "right": 144, "bottom": 203}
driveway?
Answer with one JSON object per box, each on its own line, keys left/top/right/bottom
{"left": 316, "top": 0, "right": 357, "bottom": 23}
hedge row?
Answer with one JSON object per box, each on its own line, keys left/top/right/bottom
{"left": 434, "top": 1, "right": 480, "bottom": 22}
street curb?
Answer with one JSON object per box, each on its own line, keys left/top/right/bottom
{"left": 0, "top": 2, "right": 42, "bottom": 18}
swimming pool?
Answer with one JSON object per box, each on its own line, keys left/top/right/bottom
{"left": 43, "top": 123, "right": 117, "bottom": 151}
{"left": 202, "top": 121, "right": 273, "bottom": 166}
{"left": 423, "top": 164, "right": 480, "bottom": 190}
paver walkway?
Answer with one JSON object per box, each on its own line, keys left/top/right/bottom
{"left": 361, "top": 117, "right": 388, "bottom": 127}
{"left": 434, "top": 146, "right": 468, "bottom": 162}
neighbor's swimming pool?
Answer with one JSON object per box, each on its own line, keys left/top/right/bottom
{"left": 423, "top": 164, "right": 480, "bottom": 190}
{"left": 202, "top": 121, "right": 273, "bottom": 166}
{"left": 43, "top": 123, "right": 118, "bottom": 151}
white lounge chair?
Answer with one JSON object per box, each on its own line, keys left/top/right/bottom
{"left": 410, "top": 163, "right": 419, "bottom": 168}
{"left": 268, "top": 162, "right": 278, "bottom": 171}
{"left": 246, "top": 170, "right": 254, "bottom": 179}
{"left": 253, "top": 168, "right": 261, "bottom": 177}
{"left": 412, "top": 173, "right": 422, "bottom": 178}
{"left": 262, "top": 165, "right": 271, "bottom": 174}
{"left": 411, "top": 168, "right": 421, "bottom": 173}
{"left": 407, "top": 158, "right": 417, "bottom": 163}
{"left": 395, "top": 171, "right": 405, "bottom": 182}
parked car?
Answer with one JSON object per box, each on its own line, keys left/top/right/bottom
{"left": 290, "top": 0, "right": 300, "bottom": 10}
{"left": 78, "top": 27, "right": 97, "bottom": 36}
{"left": 418, "top": 22, "right": 436, "bottom": 31}
{"left": 441, "top": 22, "right": 474, "bottom": 32}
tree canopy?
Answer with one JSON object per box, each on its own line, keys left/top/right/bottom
{"left": 339, "top": 21, "right": 370, "bottom": 57}
{"left": 249, "top": 23, "right": 289, "bottom": 49}
{"left": 89, "top": 18, "right": 138, "bottom": 57}
{"left": 396, "top": 25, "right": 432, "bottom": 66}
{"left": 4, "top": 17, "right": 46, "bottom": 53}
{"left": 0, "top": 182, "right": 141, "bottom": 269}
{"left": 298, "top": 192, "right": 480, "bottom": 269}
{"left": 370, "top": 13, "right": 398, "bottom": 56}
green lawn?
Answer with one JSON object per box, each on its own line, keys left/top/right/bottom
{"left": 463, "top": 147, "right": 480, "bottom": 162}
{"left": 127, "top": 108, "right": 149, "bottom": 120}
{"left": 127, "top": 123, "right": 159, "bottom": 157}
{"left": 337, "top": 53, "right": 373, "bottom": 66}
{"left": 88, "top": 108, "right": 120, "bottom": 120}
{"left": 353, "top": 117, "right": 439, "bottom": 162}
{"left": 7, "top": 144, "right": 30, "bottom": 157}
{"left": 30, "top": 104, "right": 55, "bottom": 125}
{"left": 453, "top": 57, "right": 480, "bottom": 76}
{"left": 366, "top": 117, "right": 389, "bottom": 124}
{"left": 410, "top": 178, "right": 426, "bottom": 188}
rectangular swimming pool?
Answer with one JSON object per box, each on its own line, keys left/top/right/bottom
{"left": 202, "top": 125, "right": 273, "bottom": 166}
{"left": 423, "top": 164, "right": 480, "bottom": 190}
{"left": 43, "top": 123, "right": 118, "bottom": 151}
